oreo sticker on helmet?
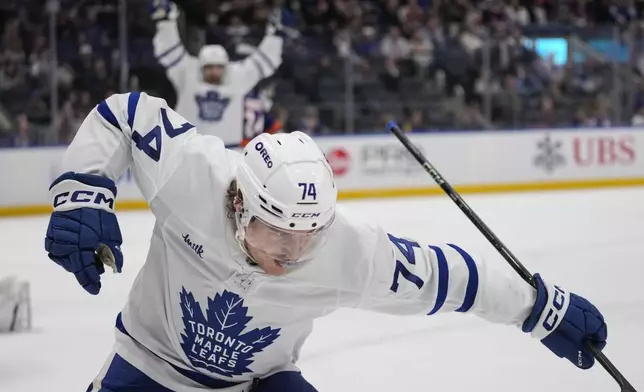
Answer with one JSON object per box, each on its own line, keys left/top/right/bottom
{"left": 255, "top": 142, "right": 273, "bottom": 168}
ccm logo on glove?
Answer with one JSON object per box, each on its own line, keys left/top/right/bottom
{"left": 50, "top": 177, "right": 116, "bottom": 213}
{"left": 543, "top": 285, "right": 566, "bottom": 331}
{"left": 53, "top": 190, "right": 115, "bottom": 209}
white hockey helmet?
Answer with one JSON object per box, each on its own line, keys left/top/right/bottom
{"left": 235, "top": 131, "right": 337, "bottom": 266}
{"left": 198, "top": 45, "right": 229, "bottom": 67}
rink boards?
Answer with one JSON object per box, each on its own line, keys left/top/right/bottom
{"left": 2, "top": 127, "right": 644, "bottom": 216}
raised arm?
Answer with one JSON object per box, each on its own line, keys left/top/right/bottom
{"left": 152, "top": 2, "right": 195, "bottom": 91}
{"left": 231, "top": 29, "right": 284, "bottom": 94}
{"left": 59, "top": 92, "right": 196, "bottom": 202}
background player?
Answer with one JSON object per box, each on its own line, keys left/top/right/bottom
{"left": 242, "top": 83, "right": 282, "bottom": 147}
{"left": 44, "top": 91, "right": 607, "bottom": 391}
{"left": 152, "top": 0, "right": 286, "bottom": 146}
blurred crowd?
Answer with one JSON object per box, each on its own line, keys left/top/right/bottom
{"left": 2, "top": 0, "right": 644, "bottom": 146}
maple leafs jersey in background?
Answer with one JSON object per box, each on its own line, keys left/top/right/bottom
{"left": 59, "top": 92, "right": 537, "bottom": 391}
{"left": 153, "top": 19, "right": 282, "bottom": 146}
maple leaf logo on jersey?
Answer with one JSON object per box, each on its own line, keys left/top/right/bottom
{"left": 195, "top": 91, "right": 230, "bottom": 122}
{"left": 179, "top": 288, "right": 281, "bottom": 377}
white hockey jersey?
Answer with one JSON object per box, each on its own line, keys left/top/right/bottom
{"left": 153, "top": 20, "right": 282, "bottom": 146}
{"left": 60, "top": 92, "right": 537, "bottom": 391}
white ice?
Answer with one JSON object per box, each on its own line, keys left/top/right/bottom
{"left": 1, "top": 188, "right": 643, "bottom": 392}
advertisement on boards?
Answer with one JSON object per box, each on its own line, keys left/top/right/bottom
{"left": 533, "top": 132, "right": 637, "bottom": 174}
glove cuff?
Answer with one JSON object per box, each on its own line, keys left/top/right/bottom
{"left": 50, "top": 172, "right": 117, "bottom": 213}
{"left": 522, "top": 274, "right": 571, "bottom": 340}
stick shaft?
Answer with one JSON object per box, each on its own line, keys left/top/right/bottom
{"left": 387, "top": 122, "right": 636, "bottom": 392}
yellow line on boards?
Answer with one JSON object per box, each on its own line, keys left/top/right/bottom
{"left": 338, "top": 177, "right": 644, "bottom": 199}
{"left": 2, "top": 177, "right": 644, "bottom": 218}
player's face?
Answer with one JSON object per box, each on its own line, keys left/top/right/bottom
{"left": 244, "top": 217, "right": 314, "bottom": 276}
{"left": 203, "top": 65, "right": 225, "bottom": 84}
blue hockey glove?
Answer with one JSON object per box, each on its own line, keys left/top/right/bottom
{"left": 45, "top": 172, "right": 123, "bottom": 295}
{"left": 522, "top": 274, "right": 607, "bottom": 369}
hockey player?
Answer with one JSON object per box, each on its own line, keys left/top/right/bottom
{"left": 242, "top": 86, "right": 282, "bottom": 147}
{"left": 45, "top": 92, "right": 607, "bottom": 391}
{"left": 0, "top": 276, "right": 31, "bottom": 333}
{"left": 152, "top": 0, "right": 284, "bottom": 146}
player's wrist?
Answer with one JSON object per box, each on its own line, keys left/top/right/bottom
{"left": 49, "top": 172, "right": 117, "bottom": 213}
{"left": 522, "top": 274, "right": 569, "bottom": 338}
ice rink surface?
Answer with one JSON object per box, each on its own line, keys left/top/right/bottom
{"left": 1, "top": 187, "right": 643, "bottom": 392}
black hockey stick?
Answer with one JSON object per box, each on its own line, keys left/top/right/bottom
{"left": 386, "top": 121, "right": 637, "bottom": 392}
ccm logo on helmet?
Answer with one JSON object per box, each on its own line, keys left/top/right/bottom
{"left": 53, "top": 190, "right": 115, "bottom": 209}
{"left": 291, "top": 212, "right": 321, "bottom": 218}
{"left": 255, "top": 142, "right": 273, "bottom": 168}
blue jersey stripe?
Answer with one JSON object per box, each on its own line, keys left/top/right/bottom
{"left": 97, "top": 100, "right": 121, "bottom": 131}
{"left": 427, "top": 245, "right": 449, "bottom": 315}
{"left": 156, "top": 42, "right": 182, "bottom": 60}
{"left": 255, "top": 49, "right": 276, "bottom": 71}
{"left": 448, "top": 243, "right": 479, "bottom": 313}
{"left": 127, "top": 92, "right": 141, "bottom": 129}
{"left": 251, "top": 58, "right": 266, "bottom": 79}
{"left": 164, "top": 50, "right": 185, "bottom": 69}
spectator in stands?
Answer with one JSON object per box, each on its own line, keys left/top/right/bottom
{"left": 609, "top": 0, "right": 637, "bottom": 25}
{"left": 381, "top": 26, "right": 411, "bottom": 62}
{"left": 381, "top": 26, "right": 411, "bottom": 91}
{"left": 2, "top": 18, "right": 26, "bottom": 64}
{"left": 459, "top": 13, "right": 484, "bottom": 55}
{"left": 379, "top": 110, "right": 395, "bottom": 128}
{"left": 303, "top": 0, "right": 335, "bottom": 35}
{"left": 458, "top": 100, "right": 490, "bottom": 130}
{"left": 554, "top": 3, "right": 588, "bottom": 27}
{"left": 493, "top": 72, "right": 522, "bottom": 127}
{"left": 585, "top": 95, "right": 612, "bottom": 127}
{"left": 439, "top": 0, "right": 470, "bottom": 37}
{"left": 402, "top": 107, "right": 426, "bottom": 132}
{"left": 422, "top": 15, "right": 446, "bottom": 48}
{"left": 505, "top": 0, "right": 530, "bottom": 26}
{"left": 380, "top": 0, "right": 401, "bottom": 29}
{"left": 398, "top": 0, "right": 425, "bottom": 36}
{"left": 631, "top": 106, "right": 644, "bottom": 126}
{"left": 564, "top": 64, "right": 594, "bottom": 96}
{"left": 28, "top": 34, "right": 51, "bottom": 90}
{"left": 535, "top": 95, "right": 557, "bottom": 128}
{"left": 353, "top": 25, "right": 379, "bottom": 57}
{"left": 572, "top": 107, "right": 590, "bottom": 127}
{"left": 0, "top": 61, "right": 25, "bottom": 92}
{"left": 409, "top": 29, "right": 434, "bottom": 78}
{"left": 274, "top": 105, "right": 291, "bottom": 132}
{"left": 77, "top": 91, "right": 95, "bottom": 121}
{"left": 332, "top": 0, "right": 363, "bottom": 29}
{"left": 382, "top": 56, "right": 402, "bottom": 92}
{"left": 524, "top": 0, "right": 548, "bottom": 25}
{"left": 8, "top": 114, "right": 35, "bottom": 147}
